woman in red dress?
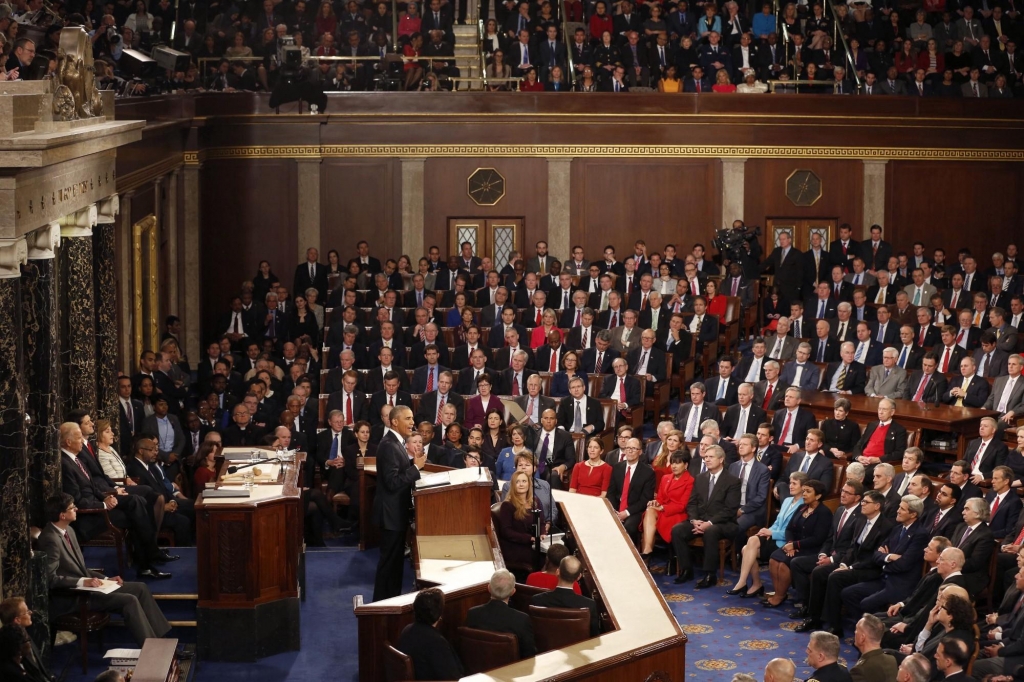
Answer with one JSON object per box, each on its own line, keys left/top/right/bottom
{"left": 568, "top": 437, "right": 612, "bottom": 497}
{"left": 705, "top": 279, "right": 728, "bottom": 326}
{"left": 529, "top": 308, "right": 564, "bottom": 349}
{"left": 640, "top": 449, "right": 693, "bottom": 562}
{"left": 520, "top": 67, "right": 545, "bottom": 92}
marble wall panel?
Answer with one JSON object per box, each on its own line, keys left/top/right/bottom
{"left": 93, "top": 224, "right": 119, "bottom": 430}
{"left": 0, "top": 278, "right": 29, "bottom": 599}
{"left": 59, "top": 237, "right": 97, "bottom": 415}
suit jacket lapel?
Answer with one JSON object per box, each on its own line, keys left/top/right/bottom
{"left": 67, "top": 528, "right": 90, "bottom": 576}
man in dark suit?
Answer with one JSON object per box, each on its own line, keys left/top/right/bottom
{"left": 815, "top": 489, "right": 895, "bottom": 636}
{"left": 141, "top": 396, "right": 185, "bottom": 480}
{"left": 498, "top": 351, "right": 538, "bottom": 396}
{"left": 719, "top": 384, "right": 766, "bottom": 440}
{"left": 851, "top": 399, "right": 909, "bottom": 469}
{"left": 372, "top": 406, "right": 426, "bottom": 602}
{"left": 369, "top": 374, "right": 414, "bottom": 428}
{"left": 606, "top": 438, "right": 656, "bottom": 538}
{"left": 464, "top": 569, "right": 536, "bottom": 658}
{"left": 671, "top": 444, "right": 741, "bottom": 587}
{"left": 456, "top": 351, "right": 496, "bottom": 395}
{"left": 775, "top": 428, "right": 835, "bottom": 499}
{"left": 294, "top": 247, "right": 328, "bottom": 303}
{"left": 949, "top": 497, "right": 998, "bottom": 595}
{"left": 986, "top": 466, "right": 1023, "bottom": 539}
{"left": 125, "top": 435, "right": 194, "bottom": 546}
{"left": 839, "top": 497, "right": 929, "bottom": 632}
{"left": 962, "top": 417, "right": 1009, "bottom": 483}
{"left": 760, "top": 230, "right": 804, "bottom": 304}
{"left": 754, "top": 423, "right": 786, "bottom": 483}
{"left": 674, "top": 382, "right": 720, "bottom": 442}
{"left": 942, "top": 356, "right": 992, "bottom": 408}
{"left": 530, "top": 555, "right": 600, "bottom": 636}
{"left": 807, "top": 283, "right": 838, "bottom": 321}
{"left": 326, "top": 370, "right": 369, "bottom": 426}
{"left": 820, "top": 342, "right": 868, "bottom": 394}
{"left": 57, "top": 423, "right": 170, "bottom": 579}
{"left": 704, "top": 356, "right": 741, "bottom": 406}
{"left": 859, "top": 224, "right": 894, "bottom": 273}
{"left": 902, "top": 353, "right": 949, "bottom": 403}
{"left": 416, "top": 374, "right": 465, "bottom": 426}
{"left": 790, "top": 481, "right": 863, "bottom": 628}
{"left": 221, "top": 403, "right": 266, "bottom": 447}
{"left": 829, "top": 224, "right": 860, "bottom": 273}
{"left": 581, "top": 332, "right": 619, "bottom": 375}
{"left": 117, "top": 376, "right": 145, "bottom": 454}
{"left": 39, "top": 493, "right": 172, "bottom": 644}
{"left": 599, "top": 358, "right": 643, "bottom": 424}
{"left": 771, "top": 387, "right": 817, "bottom": 450}
{"left": 556, "top": 377, "right": 605, "bottom": 435}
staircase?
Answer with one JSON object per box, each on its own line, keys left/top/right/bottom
{"left": 453, "top": 24, "right": 483, "bottom": 90}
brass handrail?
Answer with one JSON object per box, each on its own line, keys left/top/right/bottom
{"left": 562, "top": 10, "right": 577, "bottom": 86}
{"left": 767, "top": 78, "right": 854, "bottom": 92}
{"left": 822, "top": 0, "right": 862, "bottom": 87}
{"left": 479, "top": 18, "right": 489, "bottom": 90}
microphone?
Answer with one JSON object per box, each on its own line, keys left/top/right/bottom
{"left": 227, "top": 457, "right": 280, "bottom": 474}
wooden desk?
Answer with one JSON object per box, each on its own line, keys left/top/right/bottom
{"left": 357, "top": 458, "right": 455, "bottom": 551}
{"left": 354, "top": 490, "right": 687, "bottom": 682}
{"left": 194, "top": 452, "right": 305, "bottom": 661}
{"left": 799, "top": 393, "right": 996, "bottom": 459}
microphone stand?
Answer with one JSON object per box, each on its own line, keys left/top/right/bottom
{"left": 226, "top": 457, "right": 280, "bottom": 474}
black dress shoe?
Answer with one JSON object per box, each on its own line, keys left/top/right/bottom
{"left": 789, "top": 607, "right": 808, "bottom": 619}
{"left": 761, "top": 596, "right": 787, "bottom": 608}
{"left": 826, "top": 626, "right": 844, "bottom": 638}
{"left": 673, "top": 569, "right": 693, "bottom": 584}
{"left": 740, "top": 586, "right": 765, "bottom": 599}
{"left": 138, "top": 568, "right": 172, "bottom": 579}
{"left": 794, "top": 619, "right": 820, "bottom": 632}
{"left": 153, "top": 553, "right": 180, "bottom": 564}
{"left": 695, "top": 574, "right": 716, "bottom": 589}
{"left": 174, "top": 648, "right": 195, "bottom": 660}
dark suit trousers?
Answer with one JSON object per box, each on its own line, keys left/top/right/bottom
{"left": 995, "top": 551, "right": 1019, "bottom": 606}
{"left": 795, "top": 558, "right": 839, "bottom": 622}
{"left": 87, "top": 582, "right": 171, "bottom": 645}
{"left": 672, "top": 520, "right": 738, "bottom": 573}
{"left": 373, "top": 528, "right": 407, "bottom": 602}
{"left": 842, "top": 578, "right": 895, "bottom": 629}
{"left": 326, "top": 467, "right": 360, "bottom": 523}
{"left": 822, "top": 567, "right": 881, "bottom": 632}
{"left": 106, "top": 494, "right": 160, "bottom": 567}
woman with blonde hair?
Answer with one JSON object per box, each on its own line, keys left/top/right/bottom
{"left": 497, "top": 470, "right": 544, "bottom": 578}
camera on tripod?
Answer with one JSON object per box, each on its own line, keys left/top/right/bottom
{"left": 713, "top": 224, "right": 761, "bottom": 263}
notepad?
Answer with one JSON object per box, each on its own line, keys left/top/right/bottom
{"left": 76, "top": 580, "right": 121, "bottom": 595}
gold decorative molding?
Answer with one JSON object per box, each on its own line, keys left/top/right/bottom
{"left": 186, "top": 144, "right": 1024, "bottom": 162}
{"left": 132, "top": 214, "right": 159, "bottom": 358}
{"left": 183, "top": 151, "right": 202, "bottom": 165}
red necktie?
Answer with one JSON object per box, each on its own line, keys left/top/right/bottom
{"left": 641, "top": 293, "right": 648, "bottom": 311}
{"left": 575, "top": 310, "right": 581, "bottom": 326}
{"left": 549, "top": 351, "right": 558, "bottom": 372}
{"left": 696, "top": 81, "right": 701, "bottom": 93}
{"left": 837, "top": 507, "right": 850, "bottom": 535}
{"left": 436, "top": 394, "right": 445, "bottom": 424}
{"left": 992, "top": 495, "right": 1002, "bottom": 517}
{"left": 941, "top": 347, "right": 951, "bottom": 372}
{"left": 426, "top": 368, "right": 434, "bottom": 392}
{"left": 781, "top": 411, "right": 794, "bottom": 444}
{"left": 346, "top": 393, "right": 353, "bottom": 425}
{"left": 956, "top": 329, "right": 965, "bottom": 344}
{"left": 619, "top": 379, "right": 626, "bottom": 402}
{"left": 619, "top": 466, "right": 631, "bottom": 512}
{"left": 536, "top": 310, "right": 542, "bottom": 326}
{"left": 972, "top": 441, "right": 988, "bottom": 469}
{"left": 512, "top": 377, "right": 520, "bottom": 396}
{"left": 913, "top": 375, "right": 929, "bottom": 401}
{"left": 1013, "top": 523, "right": 1024, "bottom": 545}
{"left": 731, "top": 278, "right": 739, "bottom": 296}
{"left": 919, "top": 328, "right": 926, "bottom": 345}
{"left": 762, "top": 384, "right": 773, "bottom": 410}
{"left": 63, "top": 531, "right": 74, "bottom": 553}
{"left": 951, "top": 291, "right": 959, "bottom": 308}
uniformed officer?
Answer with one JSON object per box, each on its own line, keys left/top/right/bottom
{"left": 849, "top": 615, "right": 897, "bottom": 682}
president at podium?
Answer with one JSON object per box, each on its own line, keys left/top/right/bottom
{"left": 372, "top": 405, "right": 427, "bottom": 602}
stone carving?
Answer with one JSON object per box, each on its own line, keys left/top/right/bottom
{"left": 0, "top": 238, "right": 29, "bottom": 279}
{"left": 51, "top": 85, "right": 76, "bottom": 122}
{"left": 53, "top": 27, "right": 103, "bottom": 120}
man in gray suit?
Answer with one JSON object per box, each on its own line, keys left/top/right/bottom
{"left": 39, "top": 493, "right": 171, "bottom": 646}
{"left": 526, "top": 241, "right": 559, "bottom": 276}
{"left": 879, "top": 67, "right": 908, "bottom": 95}
{"left": 865, "top": 347, "right": 909, "bottom": 399}
{"left": 984, "top": 354, "right": 1024, "bottom": 432}
{"left": 729, "top": 433, "right": 770, "bottom": 551}
{"left": 764, "top": 317, "right": 798, "bottom": 361}
{"left": 609, "top": 309, "right": 642, "bottom": 355}
{"left": 779, "top": 342, "right": 822, "bottom": 390}
{"left": 902, "top": 269, "right": 938, "bottom": 308}
{"left": 961, "top": 68, "right": 989, "bottom": 96}
{"left": 562, "top": 246, "right": 590, "bottom": 276}
{"left": 511, "top": 375, "right": 556, "bottom": 445}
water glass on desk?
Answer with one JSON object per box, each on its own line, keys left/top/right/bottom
{"left": 242, "top": 472, "right": 255, "bottom": 490}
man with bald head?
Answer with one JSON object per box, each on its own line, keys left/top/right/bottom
{"left": 764, "top": 657, "right": 796, "bottom": 682}
{"left": 530, "top": 555, "right": 600, "bottom": 635}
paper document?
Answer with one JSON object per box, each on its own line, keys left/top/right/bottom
{"left": 76, "top": 580, "right": 121, "bottom": 595}
{"left": 415, "top": 471, "right": 451, "bottom": 489}
{"left": 501, "top": 398, "right": 527, "bottom": 423}
{"left": 104, "top": 649, "right": 141, "bottom": 660}
{"left": 540, "top": 533, "right": 566, "bottom": 553}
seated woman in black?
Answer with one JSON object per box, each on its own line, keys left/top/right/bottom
{"left": 821, "top": 397, "right": 862, "bottom": 460}
{"left": 762, "top": 478, "right": 831, "bottom": 607}
{"left": 397, "top": 587, "right": 464, "bottom": 681}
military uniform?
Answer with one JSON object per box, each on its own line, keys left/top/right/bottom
{"left": 848, "top": 648, "right": 897, "bottom": 682}
{"left": 806, "top": 661, "right": 853, "bottom": 682}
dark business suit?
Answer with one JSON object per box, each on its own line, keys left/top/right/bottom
{"left": 704, "top": 375, "right": 740, "bottom": 406}
{"left": 671, "top": 468, "right": 741, "bottom": 574}
{"left": 118, "top": 398, "right": 145, "bottom": 454}
{"left": 880, "top": 570, "right": 967, "bottom": 649}
{"left": 962, "top": 436, "right": 1009, "bottom": 479}
{"left": 531, "top": 587, "right": 601, "bottom": 637}
{"left": 606, "top": 461, "right": 656, "bottom": 537}
{"left": 775, "top": 451, "right": 834, "bottom": 499}
{"left": 396, "top": 621, "right": 464, "bottom": 681}
{"left": 124, "top": 457, "right": 194, "bottom": 545}
{"left": 821, "top": 361, "right": 867, "bottom": 394}
{"left": 464, "top": 599, "right": 536, "bottom": 658}
{"left": 841, "top": 521, "right": 930, "bottom": 624}
{"left": 294, "top": 261, "right": 329, "bottom": 302}
{"left": 792, "top": 503, "right": 861, "bottom": 624}
{"left": 372, "top": 429, "right": 420, "bottom": 601}
{"left": 942, "top": 373, "right": 992, "bottom": 408}
{"left": 985, "top": 492, "right": 1023, "bottom": 540}
{"left": 556, "top": 395, "right": 605, "bottom": 435}
{"left": 851, "top": 420, "right": 909, "bottom": 464}
{"left": 761, "top": 245, "right": 805, "bottom": 303}
{"left": 720, "top": 403, "right": 767, "bottom": 440}
{"left": 38, "top": 523, "right": 170, "bottom": 645}
{"left": 902, "top": 370, "right": 948, "bottom": 403}
{"left": 771, "top": 407, "right": 817, "bottom": 448}
{"left": 821, "top": 513, "right": 895, "bottom": 632}
{"left": 674, "top": 400, "right": 720, "bottom": 439}
{"left": 948, "top": 521, "right": 998, "bottom": 595}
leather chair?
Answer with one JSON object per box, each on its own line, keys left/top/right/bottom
{"left": 75, "top": 507, "right": 127, "bottom": 575}
{"left": 383, "top": 643, "right": 414, "bottom": 682}
{"left": 528, "top": 605, "right": 593, "bottom": 652}
{"left": 509, "top": 581, "right": 547, "bottom": 613}
{"left": 456, "top": 626, "right": 520, "bottom": 674}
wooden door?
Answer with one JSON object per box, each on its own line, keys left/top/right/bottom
{"left": 764, "top": 218, "right": 838, "bottom": 255}
{"left": 448, "top": 218, "right": 523, "bottom": 270}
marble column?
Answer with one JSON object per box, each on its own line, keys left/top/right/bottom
{"left": 59, "top": 206, "right": 98, "bottom": 416}
{"left": 546, "top": 158, "right": 571, "bottom": 261}
{"left": 0, "top": 235, "right": 29, "bottom": 599}
{"left": 296, "top": 159, "right": 322, "bottom": 261}
{"left": 94, "top": 196, "right": 120, "bottom": 428}
{"left": 165, "top": 174, "right": 179, "bottom": 318}
{"left": 862, "top": 160, "right": 888, "bottom": 239}
{"left": 21, "top": 224, "right": 62, "bottom": 528}
{"left": 118, "top": 191, "right": 134, "bottom": 375}
{"left": 721, "top": 158, "right": 747, "bottom": 230}
{"left": 400, "top": 158, "right": 425, "bottom": 260}
{"left": 182, "top": 165, "right": 201, "bottom": 364}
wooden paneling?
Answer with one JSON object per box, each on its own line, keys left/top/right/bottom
{"left": 886, "top": 162, "right": 1024, "bottom": 261}
{"left": 423, "top": 158, "right": 548, "bottom": 258}
{"left": 319, "top": 159, "right": 399, "bottom": 260}
{"left": 744, "top": 159, "right": 863, "bottom": 236}
{"left": 570, "top": 158, "right": 719, "bottom": 258}
{"left": 199, "top": 159, "right": 297, "bottom": 338}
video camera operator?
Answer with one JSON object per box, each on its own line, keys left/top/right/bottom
{"left": 713, "top": 220, "right": 763, "bottom": 280}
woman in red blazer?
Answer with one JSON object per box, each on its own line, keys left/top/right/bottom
{"left": 520, "top": 67, "right": 545, "bottom": 91}
{"left": 705, "top": 279, "right": 729, "bottom": 326}
{"left": 529, "top": 308, "right": 565, "bottom": 349}
{"left": 640, "top": 450, "right": 694, "bottom": 563}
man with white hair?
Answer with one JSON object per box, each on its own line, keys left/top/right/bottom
{"left": 463, "top": 569, "right": 536, "bottom": 658}
{"left": 950, "top": 495, "right": 996, "bottom": 595}
{"left": 864, "top": 347, "right": 909, "bottom": 398}
{"left": 896, "top": 653, "right": 931, "bottom": 682}
{"left": 804, "top": 631, "right": 849, "bottom": 682}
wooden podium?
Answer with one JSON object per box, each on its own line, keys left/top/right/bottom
{"left": 194, "top": 450, "right": 305, "bottom": 661}
{"left": 355, "top": 467, "right": 502, "bottom": 680}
